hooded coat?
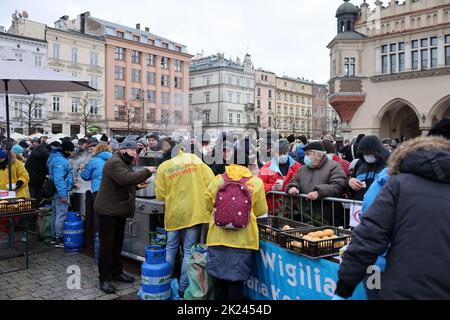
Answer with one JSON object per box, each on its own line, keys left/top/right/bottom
{"left": 0, "top": 154, "right": 30, "bottom": 197}
{"left": 336, "top": 136, "right": 450, "bottom": 300}
{"left": 80, "top": 151, "right": 113, "bottom": 193}
{"left": 25, "top": 143, "right": 51, "bottom": 190}
{"left": 47, "top": 149, "right": 74, "bottom": 199}
{"left": 350, "top": 135, "right": 390, "bottom": 201}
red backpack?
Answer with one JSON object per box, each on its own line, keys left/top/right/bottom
{"left": 214, "top": 174, "right": 252, "bottom": 229}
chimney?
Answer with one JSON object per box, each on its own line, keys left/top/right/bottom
{"left": 145, "top": 27, "right": 149, "bottom": 32}
{"left": 80, "top": 12, "right": 87, "bottom": 34}
{"left": 136, "top": 23, "right": 140, "bottom": 30}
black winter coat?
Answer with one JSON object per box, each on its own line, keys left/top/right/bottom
{"left": 336, "top": 136, "right": 450, "bottom": 300}
{"left": 25, "top": 143, "right": 51, "bottom": 189}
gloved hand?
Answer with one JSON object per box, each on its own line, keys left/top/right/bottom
{"left": 15, "top": 180, "right": 24, "bottom": 190}
{"left": 331, "top": 295, "right": 346, "bottom": 300}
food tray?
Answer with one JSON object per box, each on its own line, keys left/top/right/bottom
{"left": 279, "top": 226, "right": 352, "bottom": 259}
{"left": 257, "top": 216, "right": 312, "bottom": 244}
{"left": 0, "top": 198, "right": 38, "bottom": 215}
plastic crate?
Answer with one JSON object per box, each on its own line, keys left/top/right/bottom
{"left": 279, "top": 226, "right": 352, "bottom": 259}
{"left": 257, "top": 216, "right": 312, "bottom": 244}
{"left": 0, "top": 198, "right": 38, "bottom": 215}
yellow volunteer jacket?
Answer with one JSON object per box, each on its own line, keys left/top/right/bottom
{"left": 155, "top": 150, "right": 215, "bottom": 231}
{"left": 0, "top": 158, "right": 30, "bottom": 198}
{"left": 206, "top": 164, "right": 268, "bottom": 251}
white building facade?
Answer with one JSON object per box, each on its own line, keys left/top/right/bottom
{"left": 189, "top": 53, "right": 256, "bottom": 138}
{"left": 0, "top": 31, "right": 48, "bottom": 135}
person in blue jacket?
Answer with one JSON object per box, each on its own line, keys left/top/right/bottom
{"left": 48, "top": 140, "right": 75, "bottom": 248}
{"left": 80, "top": 143, "right": 113, "bottom": 262}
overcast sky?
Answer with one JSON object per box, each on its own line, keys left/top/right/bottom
{"left": 0, "top": 0, "right": 370, "bottom": 83}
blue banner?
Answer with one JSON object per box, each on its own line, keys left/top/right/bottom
{"left": 244, "top": 241, "right": 367, "bottom": 300}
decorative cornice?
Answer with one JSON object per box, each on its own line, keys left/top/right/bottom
{"left": 371, "top": 67, "right": 450, "bottom": 82}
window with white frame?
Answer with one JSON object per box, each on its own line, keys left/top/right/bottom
{"left": 446, "top": 34, "right": 450, "bottom": 66}
{"left": 237, "top": 113, "right": 241, "bottom": 124}
{"left": 14, "top": 102, "right": 21, "bottom": 118}
{"left": 228, "top": 92, "right": 233, "bottom": 103}
{"left": 147, "top": 90, "right": 156, "bottom": 103}
{"left": 235, "top": 93, "right": 241, "bottom": 104}
{"left": 205, "top": 112, "right": 210, "bottom": 124}
{"left": 174, "top": 59, "right": 183, "bottom": 72}
{"left": 53, "top": 96, "right": 62, "bottom": 112}
{"left": 229, "top": 113, "right": 233, "bottom": 124}
{"left": 71, "top": 97, "right": 79, "bottom": 113}
{"left": 132, "top": 50, "right": 141, "bottom": 64}
{"left": 90, "top": 52, "right": 99, "bottom": 66}
{"left": 53, "top": 43, "right": 60, "bottom": 59}
{"left": 33, "top": 103, "right": 43, "bottom": 118}
{"left": 344, "top": 57, "right": 355, "bottom": 76}
{"left": 115, "top": 66, "right": 125, "bottom": 80}
{"left": 131, "top": 69, "right": 141, "bottom": 82}
{"left": 382, "top": 42, "right": 405, "bottom": 74}
{"left": 147, "top": 54, "right": 155, "bottom": 66}
{"left": 34, "top": 55, "right": 42, "bottom": 67}
{"left": 71, "top": 48, "right": 78, "bottom": 63}
{"left": 161, "top": 57, "right": 169, "bottom": 69}
{"left": 205, "top": 92, "right": 210, "bottom": 103}
{"left": 161, "top": 92, "right": 170, "bottom": 105}
{"left": 90, "top": 100, "right": 99, "bottom": 114}
{"left": 174, "top": 77, "right": 183, "bottom": 89}
{"left": 147, "top": 72, "right": 155, "bottom": 85}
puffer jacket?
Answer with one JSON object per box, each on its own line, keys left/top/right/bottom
{"left": 25, "top": 143, "right": 51, "bottom": 189}
{"left": 47, "top": 149, "right": 74, "bottom": 199}
{"left": 94, "top": 151, "right": 152, "bottom": 218}
{"left": 286, "top": 156, "right": 347, "bottom": 198}
{"left": 80, "top": 151, "right": 113, "bottom": 193}
{"left": 351, "top": 135, "right": 390, "bottom": 200}
{"left": 336, "top": 136, "right": 450, "bottom": 300}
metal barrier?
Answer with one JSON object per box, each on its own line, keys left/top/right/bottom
{"left": 266, "top": 191, "right": 363, "bottom": 228}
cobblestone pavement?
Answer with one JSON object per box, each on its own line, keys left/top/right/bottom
{"left": 0, "top": 248, "right": 141, "bottom": 300}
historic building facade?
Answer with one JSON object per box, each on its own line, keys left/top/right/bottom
{"left": 189, "top": 53, "right": 256, "bottom": 138}
{"left": 328, "top": 0, "right": 450, "bottom": 140}
{"left": 8, "top": 14, "right": 106, "bottom": 136}
{"left": 0, "top": 29, "right": 48, "bottom": 135}
{"left": 65, "top": 12, "right": 192, "bottom": 136}
{"left": 275, "top": 76, "right": 314, "bottom": 137}
{"left": 254, "top": 69, "right": 276, "bottom": 130}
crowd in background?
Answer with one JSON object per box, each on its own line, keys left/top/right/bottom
{"left": 0, "top": 116, "right": 449, "bottom": 300}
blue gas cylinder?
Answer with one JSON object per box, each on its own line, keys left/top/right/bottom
{"left": 63, "top": 211, "right": 84, "bottom": 252}
{"left": 138, "top": 245, "right": 172, "bottom": 300}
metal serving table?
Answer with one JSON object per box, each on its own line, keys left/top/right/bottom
{"left": 0, "top": 209, "right": 41, "bottom": 274}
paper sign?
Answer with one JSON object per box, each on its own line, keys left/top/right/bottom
{"left": 350, "top": 203, "right": 362, "bottom": 227}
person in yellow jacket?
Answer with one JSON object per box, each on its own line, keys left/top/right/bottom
{"left": 155, "top": 145, "right": 215, "bottom": 298}
{"left": 0, "top": 149, "right": 30, "bottom": 197}
{"left": 205, "top": 139, "right": 268, "bottom": 300}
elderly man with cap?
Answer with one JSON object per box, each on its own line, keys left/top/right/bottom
{"left": 286, "top": 141, "right": 347, "bottom": 226}
{"left": 259, "top": 139, "right": 301, "bottom": 214}
{"left": 94, "top": 138, "right": 154, "bottom": 294}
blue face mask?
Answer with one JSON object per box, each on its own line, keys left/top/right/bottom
{"left": 278, "top": 155, "right": 289, "bottom": 164}
{"left": 304, "top": 155, "right": 313, "bottom": 168}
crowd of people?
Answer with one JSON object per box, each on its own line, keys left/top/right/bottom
{"left": 0, "top": 116, "right": 449, "bottom": 300}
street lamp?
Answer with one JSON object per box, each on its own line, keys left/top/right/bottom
{"left": 306, "top": 109, "right": 312, "bottom": 139}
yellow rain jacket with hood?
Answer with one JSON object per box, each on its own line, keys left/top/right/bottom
{"left": 206, "top": 164, "right": 268, "bottom": 250}
{"left": 156, "top": 150, "right": 215, "bottom": 231}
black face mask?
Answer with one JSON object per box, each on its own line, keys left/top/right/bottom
{"left": 122, "top": 151, "right": 135, "bottom": 163}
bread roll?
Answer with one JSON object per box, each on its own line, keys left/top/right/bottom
{"left": 315, "top": 231, "right": 326, "bottom": 238}
{"left": 291, "top": 241, "right": 302, "bottom": 248}
{"left": 282, "top": 225, "right": 291, "bottom": 231}
{"left": 323, "top": 229, "right": 335, "bottom": 237}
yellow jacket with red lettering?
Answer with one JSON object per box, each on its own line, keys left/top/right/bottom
{"left": 155, "top": 150, "right": 215, "bottom": 231}
{"left": 206, "top": 164, "right": 268, "bottom": 251}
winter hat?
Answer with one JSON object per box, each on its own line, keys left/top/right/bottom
{"left": 322, "top": 134, "right": 334, "bottom": 142}
{"left": 277, "top": 139, "right": 290, "bottom": 153}
{"left": 87, "top": 137, "right": 99, "bottom": 148}
{"left": 100, "top": 134, "right": 109, "bottom": 142}
{"left": 50, "top": 141, "right": 61, "bottom": 148}
{"left": 61, "top": 140, "right": 75, "bottom": 153}
{"left": 137, "top": 138, "right": 148, "bottom": 147}
{"left": 11, "top": 144, "right": 23, "bottom": 155}
{"left": 0, "top": 149, "right": 7, "bottom": 159}
{"left": 19, "top": 140, "right": 29, "bottom": 149}
{"left": 429, "top": 117, "right": 450, "bottom": 140}
{"left": 78, "top": 138, "right": 88, "bottom": 145}
{"left": 286, "top": 134, "right": 296, "bottom": 144}
{"left": 146, "top": 133, "right": 160, "bottom": 141}
{"left": 322, "top": 140, "right": 336, "bottom": 154}
{"left": 297, "top": 135, "right": 308, "bottom": 145}
{"left": 302, "top": 141, "right": 325, "bottom": 152}
{"left": 119, "top": 139, "right": 138, "bottom": 150}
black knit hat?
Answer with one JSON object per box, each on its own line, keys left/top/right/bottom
{"left": 61, "top": 140, "right": 75, "bottom": 152}
{"left": 297, "top": 135, "right": 308, "bottom": 145}
{"left": 302, "top": 141, "right": 325, "bottom": 152}
{"left": 100, "top": 134, "right": 109, "bottom": 142}
{"left": 429, "top": 117, "right": 450, "bottom": 140}
{"left": 286, "top": 134, "right": 296, "bottom": 144}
